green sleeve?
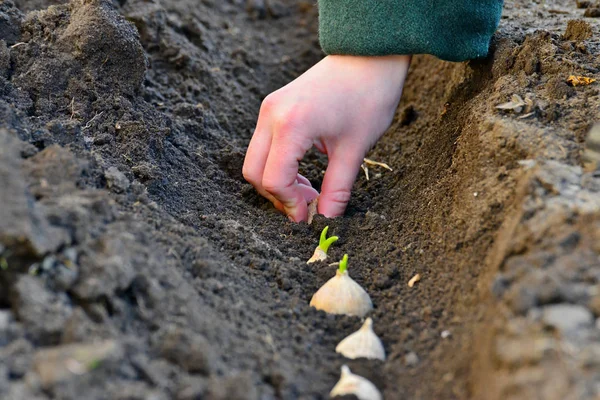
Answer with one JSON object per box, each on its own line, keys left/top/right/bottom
{"left": 318, "top": 0, "right": 504, "bottom": 62}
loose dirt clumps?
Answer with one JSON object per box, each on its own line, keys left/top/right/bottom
{"left": 0, "top": 0, "right": 599, "bottom": 399}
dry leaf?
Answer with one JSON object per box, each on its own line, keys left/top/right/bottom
{"left": 567, "top": 75, "right": 596, "bottom": 87}
{"left": 495, "top": 94, "right": 526, "bottom": 113}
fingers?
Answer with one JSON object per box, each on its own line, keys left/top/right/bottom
{"left": 297, "top": 182, "right": 319, "bottom": 203}
{"left": 296, "top": 173, "right": 311, "bottom": 187}
{"left": 243, "top": 104, "right": 286, "bottom": 213}
{"left": 262, "top": 124, "right": 314, "bottom": 222}
{"left": 318, "top": 146, "right": 365, "bottom": 218}
{"left": 296, "top": 174, "right": 319, "bottom": 202}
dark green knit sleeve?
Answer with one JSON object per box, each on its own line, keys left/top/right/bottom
{"left": 318, "top": 0, "right": 504, "bottom": 62}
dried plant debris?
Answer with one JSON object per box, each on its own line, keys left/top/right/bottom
{"left": 361, "top": 158, "right": 393, "bottom": 181}
{"left": 307, "top": 197, "right": 318, "bottom": 225}
{"left": 330, "top": 365, "right": 382, "bottom": 400}
{"left": 495, "top": 94, "right": 526, "bottom": 113}
{"left": 567, "top": 75, "right": 597, "bottom": 86}
{"left": 335, "top": 318, "right": 385, "bottom": 361}
{"left": 408, "top": 273, "right": 421, "bottom": 287}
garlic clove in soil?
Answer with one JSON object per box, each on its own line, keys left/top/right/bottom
{"left": 307, "top": 225, "right": 338, "bottom": 264}
{"left": 330, "top": 365, "right": 382, "bottom": 400}
{"left": 335, "top": 318, "right": 385, "bottom": 361}
{"left": 310, "top": 254, "right": 373, "bottom": 317}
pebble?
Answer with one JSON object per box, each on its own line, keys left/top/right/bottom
{"left": 404, "top": 351, "right": 419, "bottom": 367}
{"left": 105, "top": 167, "right": 130, "bottom": 193}
{"left": 0, "top": 310, "right": 11, "bottom": 331}
{"left": 542, "top": 304, "right": 593, "bottom": 333}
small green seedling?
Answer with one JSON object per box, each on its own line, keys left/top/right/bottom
{"left": 338, "top": 254, "right": 348, "bottom": 274}
{"left": 307, "top": 226, "right": 339, "bottom": 264}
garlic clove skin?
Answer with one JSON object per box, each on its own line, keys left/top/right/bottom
{"left": 330, "top": 365, "right": 382, "bottom": 400}
{"left": 307, "top": 247, "right": 327, "bottom": 264}
{"left": 310, "top": 270, "right": 373, "bottom": 317}
{"left": 335, "top": 318, "right": 385, "bottom": 361}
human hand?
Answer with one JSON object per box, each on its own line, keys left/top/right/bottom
{"left": 243, "top": 54, "right": 411, "bottom": 222}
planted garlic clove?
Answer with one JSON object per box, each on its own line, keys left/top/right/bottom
{"left": 310, "top": 254, "right": 373, "bottom": 317}
{"left": 335, "top": 318, "right": 385, "bottom": 361}
{"left": 330, "top": 365, "right": 382, "bottom": 400}
{"left": 307, "top": 226, "right": 338, "bottom": 264}
{"left": 307, "top": 247, "right": 327, "bottom": 264}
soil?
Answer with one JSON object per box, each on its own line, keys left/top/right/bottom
{"left": 0, "top": 0, "right": 599, "bottom": 399}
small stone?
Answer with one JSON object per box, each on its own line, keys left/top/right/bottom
{"left": 11, "top": 276, "right": 73, "bottom": 345}
{"left": 205, "top": 372, "right": 258, "bottom": 400}
{"left": 0, "top": 310, "right": 11, "bottom": 331}
{"left": 105, "top": 167, "right": 130, "bottom": 194}
{"left": 494, "top": 335, "right": 555, "bottom": 367}
{"left": 441, "top": 330, "right": 451, "bottom": 339}
{"left": 152, "top": 326, "right": 215, "bottom": 375}
{"left": 404, "top": 351, "right": 419, "bottom": 367}
{"left": 3, "top": 338, "right": 33, "bottom": 379}
{"left": 542, "top": 304, "right": 593, "bottom": 333}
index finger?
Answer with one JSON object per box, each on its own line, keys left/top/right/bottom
{"left": 262, "top": 129, "right": 315, "bottom": 222}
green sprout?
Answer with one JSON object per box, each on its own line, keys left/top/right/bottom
{"left": 338, "top": 254, "right": 348, "bottom": 274}
{"left": 87, "top": 359, "right": 102, "bottom": 370}
{"left": 0, "top": 257, "right": 7, "bottom": 270}
{"left": 319, "top": 226, "right": 338, "bottom": 253}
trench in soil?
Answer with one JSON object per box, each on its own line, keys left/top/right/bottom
{"left": 1, "top": 0, "right": 599, "bottom": 399}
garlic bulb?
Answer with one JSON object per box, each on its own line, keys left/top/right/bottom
{"left": 307, "top": 226, "right": 338, "bottom": 264}
{"left": 330, "top": 365, "right": 382, "bottom": 400}
{"left": 310, "top": 255, "right": 372, "bottom": 317}
{"left": 335, "top": 318, "right": 385, "bottom": 361}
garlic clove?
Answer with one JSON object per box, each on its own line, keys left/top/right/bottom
{"left": 335, "top": 318, "right": 385, "bottom": 361}
{"left": 330, "top": 365, "right": 382, "bottom": 400}
{"left": 307, "top": 226, "right": 338, "bottom": 264}
{"left": 310, "top": 270, "right": 373, "bottom": 317}
{"left": 307, "top": 247, "right": 327, "bottom": 264}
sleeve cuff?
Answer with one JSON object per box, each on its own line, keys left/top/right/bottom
{"left": 318, "top": 0, "right": 503, "bottom": 62}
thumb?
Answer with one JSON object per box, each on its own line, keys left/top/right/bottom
{"left": 318, "top": 148, "right": 364, "bottom": 218}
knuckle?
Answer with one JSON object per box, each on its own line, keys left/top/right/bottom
{"left": 242, "top": 164, "right": 257, "bottom": 185}
{"left": 261, "top": 176, "right": 281, "bottom": 194}
{"left": 324, "top": 189, "right": 351, "bottom": 205}
{"left": 272, "top": 106, "right": 307, "bottom": 140}
{"left": 260, "top": 93, "right": 280, "bottom": 115}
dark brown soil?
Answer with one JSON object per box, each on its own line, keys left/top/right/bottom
{"left": 0, "top": 0, "right": 599, "bottom": 399}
